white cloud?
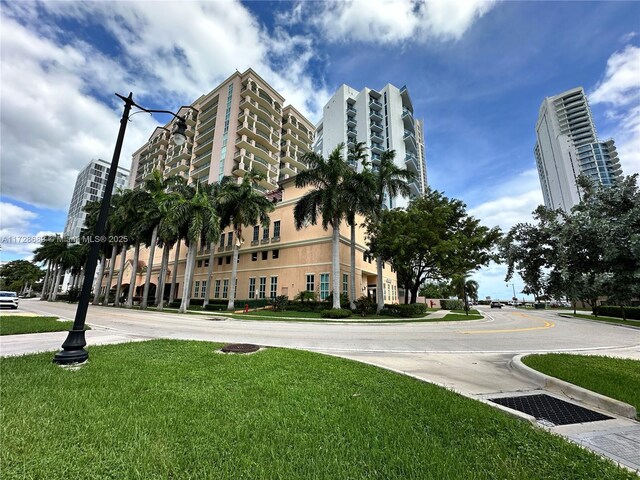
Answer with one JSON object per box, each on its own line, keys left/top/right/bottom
{"left": 590, "top": 45, "right": 640, "bottom": 175}
{"left": 0, "top": 1, "right": 331, "bottom": 216}
{"left": 302, "top": 0, "right": 497, "bottom": 44}
{"left": 469, "top": 169, "right": 543, "bottom": 232}
{"left": 0, "top": 202, "right": 59, "bottom": 257}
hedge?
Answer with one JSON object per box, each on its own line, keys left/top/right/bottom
{"left": 595, "top": 305, "right": 640, "bottom": 320}
{"left": 321, "top": 309, "right": 352, "bottom": 319}
{"left": 382, "top": 303, "right": 427, "bottom": 317}
{"left": 440, "top": 299, "right": 464, "bottom": 310}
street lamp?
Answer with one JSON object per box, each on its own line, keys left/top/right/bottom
{"left": 53, "top": 93, "right": 192, "bottom": 365}
{"left": 506, "top": 283, "right": 517, "bottom": 302}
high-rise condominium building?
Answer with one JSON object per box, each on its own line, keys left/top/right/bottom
{"left": 64, "top": 158, "right": 130, "bottom": 239}
{"left": 129, "top": 69, "right": 315, "bottom": 192}
{"left": 534, "top": 87, "right": 623, "bottom": 212}
{"left": 314, "top": 84, "right": 427, "bottom": 207}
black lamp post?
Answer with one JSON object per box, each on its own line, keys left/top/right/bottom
{"left": 53, "top": 93, "right": 189, "bottom": 365}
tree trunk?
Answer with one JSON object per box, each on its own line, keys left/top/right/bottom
{"left": 169, "top": 241, "right": 181, "bottom": 303}
{"left": 115, "top": 244, "right": 128, "bottom": 307}
{"left": 126, "top": 243, "right": 140, "bottom": 308}
{"left": 156, "top": 244, "right": 171, "bottom": 310}
{"left": 227, "top": 230, "right": 241, "bottom": 310}
{"left": 332, "top": 223, "right": 341, "bottom": 309}
{"left": 40, "top": 262, "right": 51, "bottom": 300}
{"left": 47, "top": 265, "right": 59, "bottom": 300}
{"left": 410, "top": 284, "right": 420, "bottom": 304}
{"left": 142, "top": 225, "right": 158, "bottom": 308}
{"left": 349, "top": 221, "right": 356, "bottom": 310}
{"left": 103, "top": 244, "right": 118, "bottom": 305}
{"left": 376, "top": 255, "right": 384, "bottom": 312}
{"left": 93, "top": 253, "right": 107, "bottom": 305}
{"left": 49, "top": 266, "right": 63, "bottom": 301}
{"left": 179, "top": 245, "right": 196, "bottom": 313}
{"left": 202, "top": 242, "right": 215, "bottom": 307}
{"left": 463, "top": 282, "right": 469, "bottom": 315}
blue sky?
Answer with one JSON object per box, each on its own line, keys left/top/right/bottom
{"left": 1, "top": 0, "right": 638, "bottom": 300}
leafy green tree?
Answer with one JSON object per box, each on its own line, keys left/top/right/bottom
{"left": 218, "top": 172, "right": 274, "bottom": 310}
{"left": 294, "top": 145, "right": 351, "bottom": 309}
{"left": 0, "top": 260, "right": 43, "bottom": 294}
{"left": 368, "top": 189, "right": 498, "bottom": 304}
{"left": 369, "top": 150, "right": 415, "bottom": 311}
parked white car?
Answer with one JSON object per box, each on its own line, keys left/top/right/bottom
{"left": 0, "top": 291, "right": 20, "bottom": 309}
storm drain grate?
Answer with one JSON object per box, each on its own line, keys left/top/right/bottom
{"left": 489, "top": 394, "right": 613, "bottom": 426}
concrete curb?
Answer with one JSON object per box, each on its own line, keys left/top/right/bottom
{"left": 511, "top": 354, "right": 637, "bottom": 420}
{"left": 557, "top": 313, "right": 640, "bottom": 331}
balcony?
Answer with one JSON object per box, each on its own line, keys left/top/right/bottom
{"left": 191, "top": 162, "right": 211, "bottom": 177}
{"left": 370, "top": 121, "right": 383, "bottom": 132}
{"left": 347, "top": 127, "right": 357, "bottom": 138}
{"left": 194, "top": 137, "right": 214, "bottom": 156}
{"left": 346, "top": 106, "right": 357, "bottom": 115}
{"left": 346, "top": 116, "right": 357, "bottom": 128}
{"left": 370, "top": 132, "right": 384, "bottom": 143}
{"left": 370, "top": 142, "right": 384, "bottom": 153}
{"left": 194, "top": 124, "right": 215, "bottom": 143}
{"left": 403, "top": 130, "right": 417, "bottom": 152}
{"left": 236, "top": 134, "right": 280, "bottom": 162}
{"left": 369, "top": 98, "right": 382, "bottom": 110}
{"left": 192, "top": 150, "right": 211, "bottom": 167}
{"left": 280, "top": 161, "right": 297, "bottom": 176}
{"left": 405, "top": 153, "right": 419, "bottom": 173}
{"left": 167, "top": 158, "right": 190, "bottom": 176}
{"left": 370, "top": 110, "right": 383, "bottom": 122}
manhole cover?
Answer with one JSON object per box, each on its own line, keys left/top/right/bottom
{"left": 220, "top": 343, "right": 260, "bottom": 354}
{"left": 489, "top": 394, "right": 613, "bottom": 426}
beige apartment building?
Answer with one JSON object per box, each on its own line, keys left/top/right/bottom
{"left": 102, "top": 68, "right": 398, "bottom": 305}
{"left": 107, "top": 177, "right": 398, "bottom": 304}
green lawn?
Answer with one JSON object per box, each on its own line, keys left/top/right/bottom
{"left": 0, "top": 315, "right": 81, "bottom": 336}
{"left": 443, "top": 310, "right": 484, "bottom": 321}
{"left": 522, "top": 354, "right": 640, "bottom": 413}
{"left": 567, "top": 313, "right": 640, "bottom": 327}
{"left": 1, "top": 340, "right": 632, "bottom": 479}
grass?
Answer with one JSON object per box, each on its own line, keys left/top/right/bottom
{"left": 443, "top": 309, "right": 484, "bottom": 321}
{"left": 522, "top": 354, "right": 640, "bottom": 414}
{"left": 0, "top": 315, "right": 86, "bottom": 336}
{"left": 0, "top": 340, "right": 632, "bottom": 479}
{"left": 566, "top": 313, "right": 640, "bottom": 327}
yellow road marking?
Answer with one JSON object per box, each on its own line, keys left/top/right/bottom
{"left": 460, "top": 319, "right": 555, "bottom": 335}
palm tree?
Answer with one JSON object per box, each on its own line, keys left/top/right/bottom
{"left": 344, "top": 142, "right": 376, "bottom": 309}
{"left": 124, "top": 188, "right": 154, "bottom": 308}
{"left": 370, "top": 150, "right": 415, "bottom": 311}
{"left": 294, "top": 145, "right": 350, "bottom": 310}
{"left": 165, "top": 183, "right": 220, "bottom": 313}
{"left": 140, "top": 171, "right": 187, "bottom": 308}
{"left": 34, "top": 236, "right": 62, "bottom": 299}
{"left": 450, "top": 274, "right": 479, "bottom": 314}
{"left": 218, "top": 172, "right": 274, "bottom": 310}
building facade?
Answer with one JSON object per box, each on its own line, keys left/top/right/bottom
{"left": 104, "top": 178, "right": 398, "bottom": 305}
{"left": 313, "top": 83, "right": 427, "bottom": 207}
{"left": 129, "top": 69, "right": 314, "bottom": 192}
{"left": 534, "top": 87, "right": 623, "bottom": 212}
{"left": 64, "top": 158, "right": 130, "bottom": 239}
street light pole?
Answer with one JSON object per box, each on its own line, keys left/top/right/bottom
{"left": 507, "top": 283, "right": 516, "bottom": 302}
{"left": 53, "top": 93, "right": 189, "bottom": 365}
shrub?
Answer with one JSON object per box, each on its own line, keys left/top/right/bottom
{"left": 189, "top": 299, "right": 205, "bottom": 306}
{"left": 383, "top": 303, "right": 427, "bottom": 317}
{"left": 595, "top": 306, "right": 640, "bottom": 320}
{"left": 294, "top": 291, "right": 317, "bottom": 302}
{"left": 354, "top": 296, "right": 376, "bottom": 316}
{"left": 169, "top": 300, "right": 181, "bottom": 308}
{"left": 321, "top": 309, "right": 352, "bottom": 319}
{"left": 204, "top": 304, "right": 226, "bottom": 311}
{"left": 287, "top": 300, "right": 325, "bottom": 312}
{"left": 325, "top": 292, "right": 350, "bottom": 309}
{"left": 378, "top": 308, "right": 395, "bottom": 316}
{"left": 272, "top": 295, "right": 288, "bottom": 312}
{"left": 440, "top": 299, "right": 464, "bottom": 310}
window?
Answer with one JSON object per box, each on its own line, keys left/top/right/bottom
{"left": 273, "top": 220, "right": 280, "bottom": 239}
{"left": 253, "top": 225, "right": 260, "bottom": 241}
{"left": 204, "top": 259, "right": 209, "bottom": 267}
{"left": 320, "top": 273, "right": 329, "bottom": 300}
{"left": 252, "top": 252, "right": 258, "bottom": 261}
{"left": 214, "top": 280, "right": 221, "bottom": 298}
{"left": 219, "top": 234, "right": 225, "bottom": 249}
{"left": 194, "top": 281, "right": 200, "bottom": 298}
{"left": 262, "top": 225, "right": 269, "bottom": 240}
{"left": 227, "top": 232, "right": 233, "bottom": 247}
{"left": 197, "top": 260, "right": 203, "bottom": 268}
{"left": 270, "top": 276, "right": 278, "bottom": 299}
{"left": 226, "top": 256, "right": 231, "bottom": 264}
{"left": 262, "top": 251, "right": 268, "bottom": 260}
{"left": 249, "top": 278, "right": 256, "bottom": 299}
{"left": 343, "top": 274, "right": 348, "bottom": 295}
{"left": 306, "top": 274, "right": 315, "bottom": 292}
{"left": 201, "top": 280, "right": 207, "bottom": 298}
{"left": 223, "top": 279, "right": 229, "bottom": 299}
{"left": 259, "top": 277, "right": 267, "bottom": 299}
{"left": 272, "top": 249, "right": 279, "bottom": 259}
{"left": 234, "top": 279, "right": 238, "bottom": 299}
{"left": 218, "top": 257, "right": 223, "bottom": 266}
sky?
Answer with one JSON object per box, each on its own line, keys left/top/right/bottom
{"left": 0, "top": 0, "right": 639, "bottom": 301}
